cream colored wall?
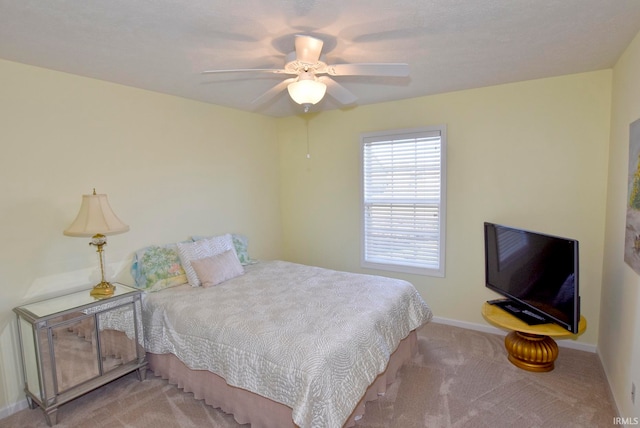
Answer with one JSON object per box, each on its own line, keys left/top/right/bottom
{"left": 278, "top": 70, "right": 612, "bottom": 348}
{"left": 0, "top": 49, "right": 623, "bottom": 419}
{"left": 0, "top": 59, "right": 283, "bottom": 414}
{"left": 601, "top": 30, "right": 640, "bottom": 419}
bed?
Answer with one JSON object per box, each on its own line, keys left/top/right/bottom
{"left": 132, "top": 234, "right": 432, "bottom": 427}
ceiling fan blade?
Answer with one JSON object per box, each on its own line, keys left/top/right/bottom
{"left": 295, "top": 35, "right": 324, "bottom": 64}
{"left": 318, "top": 76, "right": 358, "bottom": 105}
{"left": 251, "top": 78, "right": 297, "bottom": 105}
{"left": 326, "top": 63, "right": 409, "bottom": 77}
{"left": 202, "top": 68, "right": 293, "bottom": 75}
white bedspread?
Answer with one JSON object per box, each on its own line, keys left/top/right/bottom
{"left": 142, "top": 260, "right": 432, "bottom": 427}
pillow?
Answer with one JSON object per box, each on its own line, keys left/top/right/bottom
{"left": 190, "top": 250, "right": 244, "bottom": 287}
{"left": 177, "top": 234, "right": 235, "bottom": 286}
{"left": 192, "top": 233, "right": 255, "bottom": 266}
{"left": 130, "top": 244, "right": 188, "bottom": 292}
{"left": 231, "top": 234, "right": 252, "bottom": 265}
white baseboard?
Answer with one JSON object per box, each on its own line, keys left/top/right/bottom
{"left": 596, "top": 348, "right": 623, "bottom": 420}
{"left": 431, "top": 316, "right": 597, "bottom": 353}
{"left": 0, "top": 398, "right": 28, "bottom": 421}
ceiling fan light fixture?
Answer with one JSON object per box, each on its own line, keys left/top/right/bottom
{"left": 287, "top": 78, "right": 327, "bottom": 106}
{"left": 202, "top": 35, "right": 407, "bottom": 112}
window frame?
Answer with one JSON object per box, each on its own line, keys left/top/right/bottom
{"left": 360, "top": 125, "right": 447, "bottom": 277}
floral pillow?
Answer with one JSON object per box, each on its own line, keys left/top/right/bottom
{"left": 131, "top": 243, "right": 188, "bottom": 292}
{"left": 231, "top": 234, "right": 252, "bottom": 265}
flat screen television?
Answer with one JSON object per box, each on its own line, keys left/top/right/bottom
{"left": 484, "top": 222, "right": 580, "bottom": 334}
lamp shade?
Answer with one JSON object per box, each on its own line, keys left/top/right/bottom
{"left": 287, "top": 79, "right": 327, "bottom": 105}
{"left": 63, "top": 192, "right": 129, "bottom": 237}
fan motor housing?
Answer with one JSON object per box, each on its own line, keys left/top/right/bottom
{"left": 284, "top": 51, "right": 328, "bottom": 74}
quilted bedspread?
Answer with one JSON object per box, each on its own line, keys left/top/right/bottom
{"left": 142, "top": 260, "right": 432, "bottom": 427}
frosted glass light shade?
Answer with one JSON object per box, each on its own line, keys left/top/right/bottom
{"left": 64, "top": 192, "right": 129, "bottom": 237}
{"left": 287, "top": 79, "right": 327, "bottom": 105}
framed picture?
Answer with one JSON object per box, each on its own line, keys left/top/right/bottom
{"left": 625, "top": 118, "right": 640, "bottom": 275}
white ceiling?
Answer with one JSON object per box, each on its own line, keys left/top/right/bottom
{"left": 2, "top": 0, "right": 640, "bottom": 117}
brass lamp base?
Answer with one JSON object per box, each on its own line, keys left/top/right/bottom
{"left": 90, "top": 281, "right": 116, "bottom": 297}
{"left": 88, "top": 234, "right": 117, "bottom": 298}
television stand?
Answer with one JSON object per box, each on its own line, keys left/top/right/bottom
{"left": 482, "top": 302, "right": 586, "bottom": 372}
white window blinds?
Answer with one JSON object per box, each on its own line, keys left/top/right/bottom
{"left": 361, "top": 127, "right": 446, "bottom": 276}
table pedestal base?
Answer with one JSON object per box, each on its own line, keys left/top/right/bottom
{"left": 504, "top": 331, "right": 559, "bottom": 372}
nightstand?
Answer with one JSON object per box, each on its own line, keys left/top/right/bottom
{"left": 14, "top": 283, "right": 147, "bottom": 426}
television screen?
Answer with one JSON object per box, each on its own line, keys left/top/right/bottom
{"left": 484, "top": 222, "right": 580, "bottom": 333}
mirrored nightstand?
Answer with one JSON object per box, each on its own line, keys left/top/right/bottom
{"left": 14, "top": 283, "right": 147, "bottom": 426}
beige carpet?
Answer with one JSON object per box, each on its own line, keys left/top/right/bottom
{"left": 2, "top": 322, "right": 617, "bottom": 428}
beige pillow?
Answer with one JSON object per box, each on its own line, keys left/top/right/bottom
{"left": 177, "top": 234, "right": 235, "bottom": 287}
{"left": 190, "top": 250, "right": 244, "bottom": 287}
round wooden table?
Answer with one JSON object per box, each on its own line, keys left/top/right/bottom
{"left": 481, "top": 302, "right": 586, "bottom": 372}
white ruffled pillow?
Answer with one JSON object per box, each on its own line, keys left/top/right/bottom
{"left": 177, "top": 234, "right": 235, "bottom": 286}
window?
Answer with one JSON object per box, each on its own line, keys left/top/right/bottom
{"left": 360, "top": 126, "right": 446, "bottom": 276}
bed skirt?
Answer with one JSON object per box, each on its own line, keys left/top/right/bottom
{"left": 147, "top": 329, "right": 418, "bottom": 428}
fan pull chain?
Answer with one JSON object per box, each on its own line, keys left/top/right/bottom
{"left": 306, "top": 116, "right": 311, "bottom": 159}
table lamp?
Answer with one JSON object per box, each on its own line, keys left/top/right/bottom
{"left": 64, "top": 189, "right": 129, "bottom": 297}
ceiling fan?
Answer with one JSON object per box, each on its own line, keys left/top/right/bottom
{"left": 202, "top": 35, "right": 409, "bottom": 112}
